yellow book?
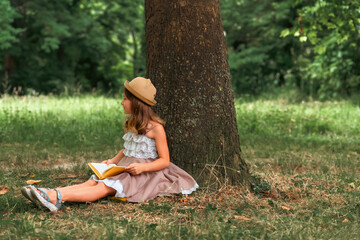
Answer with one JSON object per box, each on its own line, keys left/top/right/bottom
{"left": 88, "top": 163, "right": 126, "bottom": 180}
{"left": 109, "top": 196, "right": 128, "bottom": 202}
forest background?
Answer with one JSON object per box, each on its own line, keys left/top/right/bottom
{"left": 1, "top": 1, "right": 360, "bottom": 238}
{"left": 1, "top": 0, "right": 359, "bottom": 100}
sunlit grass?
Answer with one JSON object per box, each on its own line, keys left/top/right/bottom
{"left": 0, "top": 95, "right": 124, "bottom": 145}
{"left": 237, "top": 98, "right": 360, "bottom": 175}
{"left": 0, "top": 95, "right": 359, "bottom": 239}
{"left": 0, "top": 96, "right": 125, "bottom": 167}
{"left": 237, "top": 98, "right": 360, "bottom": 141}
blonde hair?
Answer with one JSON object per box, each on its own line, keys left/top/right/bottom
{"left": 124, "top": 88, "right": 165, "bottom": 135}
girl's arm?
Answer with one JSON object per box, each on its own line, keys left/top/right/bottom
{"left": 125, "top": 125, "right": 170, "bottom": 175}
{"left": 102, "top": 149, "right": 125, "bottom": 165}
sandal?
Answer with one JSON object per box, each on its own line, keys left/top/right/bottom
{"left": 30, "top": 188, "right": 63, "bottom": 212}
{"left": 21, "top": 185, "right": 50, "bottom": 204}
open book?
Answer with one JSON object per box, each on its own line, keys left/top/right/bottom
{"left": 88, "top": 163, "right": 126, "bottom": 180}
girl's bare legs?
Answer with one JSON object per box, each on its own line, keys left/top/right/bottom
{"left": 54, "top": 179, "right": 98, "bottom": 191}
{"left": 35, "top": 180, "right": 116, "bottom": 205}
{"left": 59, "top": 182, "right": 116, "bottom": 202}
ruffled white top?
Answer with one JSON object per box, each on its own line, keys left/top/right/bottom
{"left": 123, "top": 132, "right": 158, "bottom": 159}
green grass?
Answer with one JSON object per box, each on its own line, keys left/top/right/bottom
{"left": 1, "top": 95, "right": 360, "bottom": 239}
{"left": 0, "top": 96, "right": 125, "bottom": 167}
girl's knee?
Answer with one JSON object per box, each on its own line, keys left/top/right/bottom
{"left": 87, "top": 180, "right": 98, "bottom": 186}
{"left": 97, "top": 182, "right": 116, "bottom": 195}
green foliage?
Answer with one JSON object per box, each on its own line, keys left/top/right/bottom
{"left": 296, "top": 0, "right": 359, "bottom": 46}
{"left": 221, "top": 0, "right": 359, "bottom": 99}
{"left": 0, "top": 0, "right": 145, "bottom": 95}
{"left": 289, "top": 0, "right": 360, "bottom": 99}
{"left": 250, "top": 175, "right": 271, "bottom": 198}
{"left": 221, "top": 0, "right": 302, "bottom": 95}
{"left": 0, "top": 0, "right": 22, "bottom": 50}
{"left": 304, "top": 35, "right": 360, "bottom": 99}
{"left": 1, "top": 0, "right": 359, "bottom": 99}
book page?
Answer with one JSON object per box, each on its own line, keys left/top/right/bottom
{"left": 90, "top": 163, "right": 116, "bottom": 175}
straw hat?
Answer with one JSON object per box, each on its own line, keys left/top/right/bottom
{"left": 124, "top": 77, "right": 157, "bottom": 106}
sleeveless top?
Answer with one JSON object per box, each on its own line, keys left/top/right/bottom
{"left": 123, "top": 132, "right": 158, "bottom": 159}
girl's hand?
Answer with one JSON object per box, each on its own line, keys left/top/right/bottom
{"left": 102, "top": 159, "right": 114, "bottom": 165}
{"left": 125, "top": 163, "right": 147, "bottom": 175}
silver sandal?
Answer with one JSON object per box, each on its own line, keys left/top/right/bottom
{"left": 21, "top": 185, "right": 50, "bottom": 205}
{"left": 30, "top": 188, "right": 63, "bottom": 212}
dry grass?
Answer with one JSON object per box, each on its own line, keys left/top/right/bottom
{"left": 1, "top": 151, "right": 359, "bottom": 239}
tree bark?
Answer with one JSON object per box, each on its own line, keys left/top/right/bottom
{"left": 145, "top": 0, "right": 250, "bottom": 186}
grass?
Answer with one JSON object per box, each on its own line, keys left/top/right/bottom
{"left": 1, "top": 95, "right": 360, "bottom": 239}
{"left": 0, "top": 96, "right": 125, "bottom": 167}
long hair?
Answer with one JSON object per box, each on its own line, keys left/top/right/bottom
{"left": 124, "top": 88, "right": 165, "bottom": 135}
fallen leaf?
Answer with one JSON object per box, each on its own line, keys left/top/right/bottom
{"left": 20, "top": 173, "right": 30, "bottom": 178}
{"left": 26, "top": 180, "right": 42, "bottom": 185}
{"left": 234, "top": 215, "right": 251, "bottom": 221}
{"left": 342, "top": 219, "right": 349, "bottom": 222}
{"left": 198, "top": 206, "right": 206, "bottom": 209}
{"left": 217, "top": 198, "right": 223, "bottom": 202}
{"left": 0, "top": 186, "right": 10, "bottom": 195}
{"left": 281, "top": 206, "right": 291, "bottom": 211}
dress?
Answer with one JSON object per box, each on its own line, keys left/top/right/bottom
{"left": 90, "top": 132, "right": 199, "bottom": 202}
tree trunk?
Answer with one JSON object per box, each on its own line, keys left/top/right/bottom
{"left": 145, "top": 0, "right": 251, "bottom": 186}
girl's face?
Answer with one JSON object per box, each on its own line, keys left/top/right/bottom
{"left": 121, "top": 93, "right": 132, "bottom": 114}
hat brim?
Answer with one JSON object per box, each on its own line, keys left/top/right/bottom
{"left": 124, "top": 80, "right": 157, "bottom": 106}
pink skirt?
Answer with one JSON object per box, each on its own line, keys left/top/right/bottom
{"left": 90, "top": 156, "right": 199, "bottom": 202}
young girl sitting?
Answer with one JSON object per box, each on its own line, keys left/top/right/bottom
{"left": 21, "top": 77, "right": 198, "bottom": 212}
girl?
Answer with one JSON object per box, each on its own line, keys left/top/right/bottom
{"left": 21, "top": 77, "right": 198, "bottom": 212}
